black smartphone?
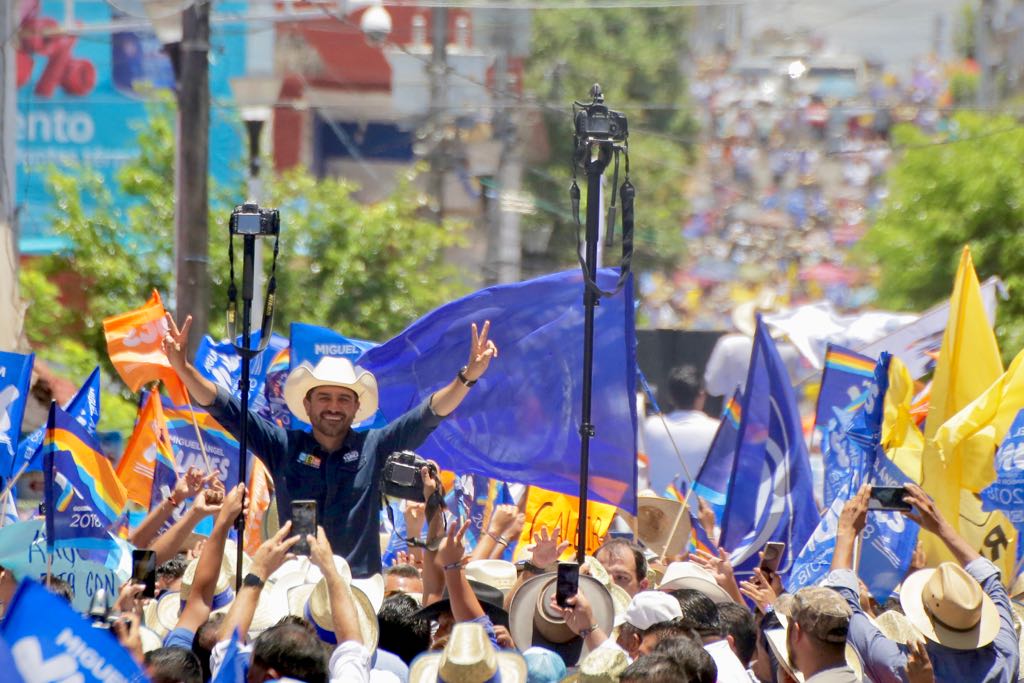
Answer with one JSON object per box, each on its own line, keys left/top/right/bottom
{"left": 291, "top": 499, "right": 317, "bottom": 555}
{"left": 759, "top": 542, "right": 785, "bottom": 575}
{"left": 556, "top": 562, "right": 579, "bottom": 608}
{"left": 869, "top": 486, "right": 912, "bottom": 512}
{"left": 131, "top": 549, "right": 157, "bottom": 599}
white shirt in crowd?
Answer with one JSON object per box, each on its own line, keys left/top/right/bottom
{"left": 705, "top": 639, "right": 752, "bottom": 683}
{"left": 642, "top": 410, "right": 720, "bottom": 494}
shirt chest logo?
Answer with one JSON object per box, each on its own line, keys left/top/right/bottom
{"left": 342, "top": 450, "right": 360, "bottom": 464}
{"left": 297, "top": 452, "right": 322, "bottom": 469}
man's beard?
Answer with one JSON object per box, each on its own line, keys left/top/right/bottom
{"left": 310, "top": 410, "right": 351, "bottom": 438}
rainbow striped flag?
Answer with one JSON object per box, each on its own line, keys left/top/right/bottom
{"left": 43, "top": 403, "right": 127, "bottom": 549}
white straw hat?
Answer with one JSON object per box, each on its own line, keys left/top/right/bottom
{"left": 283, "top": 358, "right": 378, "bottom": 423}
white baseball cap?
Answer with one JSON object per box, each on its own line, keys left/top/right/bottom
{"left": 617, "top": 590, "right": 682, "bottom": 629}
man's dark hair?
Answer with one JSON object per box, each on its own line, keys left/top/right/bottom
{"left": 651, "top": 636, "right": 717, "bottom": 683}
{"left": 252, "top": 622, "right": 329, "bottom": 683}
{"left": 665, "top": 365, "right": 703, "bottom": 411}
{"left": 384, "top": 563, "right": 421, "bottom": 579}
{"left": 619, "top": 653, "right": 686, "bottom": 683}
{"left": 192, "top": 612, "right": 225, "bottom": 682}
{"left": 669, "top": 588, "right": 721, "bottom": 638}
{"left": 595, "top": 538, "right": 648, "bottom": 583}
{"left": 157, "top": 555, "right": 188, "bottom": 582}
{"left": 43, "top": 575, "right": 73, "bottom": 603}
{"left": 640, "top": 617, "right": 692, "bottom": 648}
{"left": 718, "top": 601, "right": 757, "bottom": 667}
{"left": 378, "top": 593, "right": 431, "bottom": 664}
{"left": 276, "top": 614, "right": 318, "bottom": 633}
{"left": 144, "top": 646, "right": 203, "bottom": 683}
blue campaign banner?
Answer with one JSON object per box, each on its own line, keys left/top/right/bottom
{"left": 981, "top": 409, "right": 1024, "bottom": 526}
{"left": 17, "top": 1, "right": 248, "bottom": 253}
{"left": 0, "top": 578, "right": 144, "bottom": 682}
{"left": 358, "top": 269, "right": 638, "bottom": 512}
{"left": 861, "top": 451, "right": 918, "bottom": 602}
{"left": 159, "top": 395, "right": 255, "bottom": 490}
{"left": 0, "top": 352, "right": 34, "bottom": 476}
{"left": 14, "top": 367, "right": 100, "bottom": 476}
{"left": 195, "top": 332, "right": 289, "bottom": 417}
{"left": 788, "top": 495, "right": 844, "bottom": 593}
{"left": 289, "top": 322, "right": 381, "bottom": 429}
{"left": 692, "top": 389, "right": 742, "bottom": 525}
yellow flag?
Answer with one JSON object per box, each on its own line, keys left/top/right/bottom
{"left": 882, "top": 356, "right": 924, "bottom": 482}
{"left": 513, "top": 487, "right": 617, "bottom": 562}
{"left": 921, "top": 246, "right": 1011, "bottom": 575}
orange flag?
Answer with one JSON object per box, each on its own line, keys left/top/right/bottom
{"left": 103, "top": 291, "right": 188, "bottom": 404}
{"left": 244, "top": 457, "right": 275, "bottom": 555}
{"left": 513, "top": 486, "right": 617, "bottom": 562}
{"left": 117, "top": 391, "right": 178, "bottom": 510}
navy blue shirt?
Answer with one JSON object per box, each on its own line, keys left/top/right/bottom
{"left": 206, "top": 385, "right": 444, "bottom": 577}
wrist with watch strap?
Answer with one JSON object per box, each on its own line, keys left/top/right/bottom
{"left": 242, "top": 573, "right": 265, "bottom": 589}
{"left": 457, "top": 366, "right": 477, "bottom": 387}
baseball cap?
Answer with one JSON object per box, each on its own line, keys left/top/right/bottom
{"left": 618, "top": 590, "right": 682, "bottom": 630}
{"left": 790, "top": 587, "right": 852, "bottom": 644}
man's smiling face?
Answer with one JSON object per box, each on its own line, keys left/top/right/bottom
{"left": 303, "top": 386, "right": 360, "bottom": 439}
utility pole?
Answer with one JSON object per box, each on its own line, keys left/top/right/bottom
{"left": 176, "top": 1, "right": 211, "bottom": 351}
{"left": 0, "top": 0, "right": 25, "bottom": 351}
{"left": 427, "top": 8, "right": 448, "bottom": 224}
{"left": 484, "top": 31, "right": 522, "bottom": 285}
{"left": 976, "top": 0, "right": 998, "bottom": 109}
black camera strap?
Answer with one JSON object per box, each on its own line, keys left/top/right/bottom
{"left": 382, "top": 476, "right": 448, "bottom": 551}
{"left": 226, "top": 229, "right": 281, "bottom": 354}
{"left": 570, "top": 146, "right": 635, "bottom": 299}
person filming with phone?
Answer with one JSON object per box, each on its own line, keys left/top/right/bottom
{"left": 161, "top": 315, "right": 499, "bottom": 578}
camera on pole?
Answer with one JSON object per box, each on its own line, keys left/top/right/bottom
{"left": 226, "top": 200, "right": 282, "bottom": 590}
{"left": 569, "top": 84, "right": 635, "bottom": 564}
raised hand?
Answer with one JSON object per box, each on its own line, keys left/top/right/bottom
{"left": 739, "top": 567, "right": 778, "bottom": 613}
{"left": 251, "top": 521, "right": 300, "bottom": 580}
{"left": 161, "top": 313, "right": 193, "bottom": 372}
{"left": 906, "top": 637, "right": 935, "bottom": 683}
{"left": 173, "top": 466, "right": 205, "bottom": 503}
{"left": 215, "top": 483, "right": 247, "bottom": 529}
{"left": 487, "top": 504, "right": 519, "bottom": 537}
{"left": 308, "top": 526, "right": 337, "bottom": 577}
{"left": 463, "top": 321, "right": 498, "bottom": 382}
{"left": 438, "top": 518, "right": 471, "bottom": 568}
{"left": 691, "top": 547, "right": 741, "bottom": 599}
{"left": 901, "top": 484, "right": 946, "bottom": 535}
{"left": 528, "top": 526, "right": 570, "bottom": 568}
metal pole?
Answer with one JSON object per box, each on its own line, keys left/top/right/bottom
{"left": 235, "top": 235, "right": 256, "bottom": 590}
{"left": 246, "top": 120, "right": 265, "bottom": 319}
{"left": 428, "top": 7, "right": 448, "bottom": 224}
{"left": 576, "top": 147, "right": 609, "bottom": 564}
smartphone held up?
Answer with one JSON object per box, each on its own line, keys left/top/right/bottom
{"left": 291, "top": 500, "right": 317, "bottom": 555}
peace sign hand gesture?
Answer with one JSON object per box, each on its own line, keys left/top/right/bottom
{"left": 162, "top": 313, "right": 193, "bottom": 373}
{"left": 463, "top": 321, "right": 498, "bottom": 382}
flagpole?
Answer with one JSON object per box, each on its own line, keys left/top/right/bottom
{"left": 0, "top": 459, "right": 30, "bottom": 505}
{"left": 0, "top": 489, "right": 11, "bottom": 528}
{"left": 183, "top": 395, "right": 215, "bottom": 475}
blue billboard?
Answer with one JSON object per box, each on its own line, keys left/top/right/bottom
{"left": 16, "top": 1, "right": 249, "bottom": 253}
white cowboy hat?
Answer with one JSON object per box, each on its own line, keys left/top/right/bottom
{"left": 636, "top": 495, "right": 692, "bottom": 560}
{"left": 409, "top": 622, "right": 527, "bottom": 683}
{"left": 657, "top": 561, "right": 733, "bottom": 604}
{"left": 286, "top": 574, "right": 379, "bottom": 651}
{"left": 180, "top": 540, "right": 251, "bottom": 614}
{"left": 143, "top": 590, "right": 183, "bottom": 639}
{"left": 352, "top": 574, "right": 385, "bottom": 614}
{"left": 465, "top": 560, "right": 518, "bottom": 597}
{"left": 283, "top": 357, "right": 379, "bottom": 423}
{"left": 138, "top": 626, "right": 164, "bottom": 654}
{"left": 900, "top": 562, "right": 1000, "bottom": 650}
{"left": 507, "top": 573, "right": 614, "bottom": 667}
{"left": 248, "top": 584, "right": 290, "bottom": 639}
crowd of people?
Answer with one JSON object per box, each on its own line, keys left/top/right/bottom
{"left": 0, "top": 311, "right": 1020, "bottom": 683}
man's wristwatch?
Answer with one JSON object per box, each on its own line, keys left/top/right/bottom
{"left": 457, "top": 366, "right": 477, "bottom": 387}
{"left": 242, "top": 573, "right": 265, "bottom": 589}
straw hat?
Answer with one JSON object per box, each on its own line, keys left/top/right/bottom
{"left": 636, "top": 495, "right": 691, "bottom": 560}
{"left": 143, "top": 590, "right": 184, "bottom": 639}
{"left": 248, "top": 584, "right": 290, "bottom": 638}
{"left": 900, "top": 562, "right": 1000, "bottom": 650}
{"left": 180, "top": 540, "right": 250, "bottom": 613}
{"left": 287, "top": 575, "right": 379, "bottom": 651}
{"left": 561, "top": 646, "right": 630, "bottom": 683}
{"left": 870, "top": 610, "right": 922, "bottom": 645}
{"left": 764, "top": 611, "right": 864, "bottom": 682}
{"left": 352, "top": 574, "right": 385, "bottom": 613}
{"left": 408, "top": 622, "right": 527, "bottom": 683}
{"left": 283, "top": 357, "right": 379, "bottom": 423}
{"left": 465, "top": 560, "right": 518, "bottom": 597}
{"left": 657, "top": 561, "right": 733, "bottom": 604}
{"left": 138, "top": 626, "right": 164, "bottom": 654}
{"left": 507, "top": 573, "right": 614, "bottom": 667}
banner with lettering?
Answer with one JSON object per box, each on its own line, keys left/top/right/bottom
{"left": 513, "top": 487, "right": 617, "bottom": 561}
{"left": 194, "top": 332, "right": 288, "bottom": 419}
{"left": 981, "top": 409, "right": 1024, "bottom": 529}
{"left": 0, "top": 352, "right": 34, "bottom": 476}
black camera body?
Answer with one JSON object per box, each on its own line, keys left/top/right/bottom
{"left": 382, "top": 450, "right": 437, "bottom": 502}
{"left": 230, "top": 202, "right": 280, "bottom": 237}
{"left": 575, "top": 99, "right": 628, "bottom": 143}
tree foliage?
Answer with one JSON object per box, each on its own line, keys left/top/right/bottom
{"left": 522, "top": 8, "right": 696, "bottom": 272}
{"left": 856, "top": 112, "right": 1024, "bottom": 360}
{"left": 20, "top": 97, "right": 468, "bottom": 431}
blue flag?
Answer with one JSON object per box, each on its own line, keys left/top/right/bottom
{"left": 160, "top": 395, "right": 255, "bottom": 489}
{"left": 720, "top": 319, "right": 817, "bottom": 575}
{"left": 0, "top": 352, "right": 33, "bottom": 476}
{"left": 0, "top": 635, "right": 25, "bottom": 683}
{"left": 212, "top": 629, "right": 246, "bottom": 683}
{"left": 0, "top": 578, "right": 144, "bottom": 683}
{"left": 981, "top": 409, "right": 1024, "bottom": 526}
{"left": 14, "top": 367, "right": 101, "bottom": 476}
{"left": 787, "top": 495, "right": 844, "bottom": 593}
{"left": 194, "top": 332, "right": 288, "bottom": 417}
{"left": 692, "top": 389, "right": 742, "bottom": 525}
{"left": 289, "top": 322, "right": 382, "bottom": 428}
{"left": 359, "top": 268, "right": 638, "bottom": 511}
{"left": 381, "top": 500, "right": 409, "bottom": 567}
{"left": 860, "top": 451, "right": 919, "bottom": 602}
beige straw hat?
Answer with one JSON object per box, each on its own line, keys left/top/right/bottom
{"left": 408, "top": 622, "right": 527, "bottom": 683}
{"left": 900, "top": 563, "right": 1000, "bottom": 650}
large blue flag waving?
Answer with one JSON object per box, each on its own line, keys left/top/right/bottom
{"left": 0, "top": 578, "right": 144, "bottom": 683}
{"left": 0, "top": 352, "right": 34, "bottom": 477}
{"left": 720, "top": 319, "right": 817, "bottom": 575}
{"left": 14, "top": 367, "right": 100, "bottom": 476}
{"left": 692, "top": 389, "right": 742, "bottom": 525}
{"left": 359, "top": 268, "right": 638, "bottom": 511}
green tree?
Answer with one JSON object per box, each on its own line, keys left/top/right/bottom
{"left": 21, "top": 98, "right": 468, "bottom": 432}
{"left": 522, "top": 8, "right": 697, "bottom": 273}
{"left": 856, "top": 112, "right": 1024, "bottom": 360}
